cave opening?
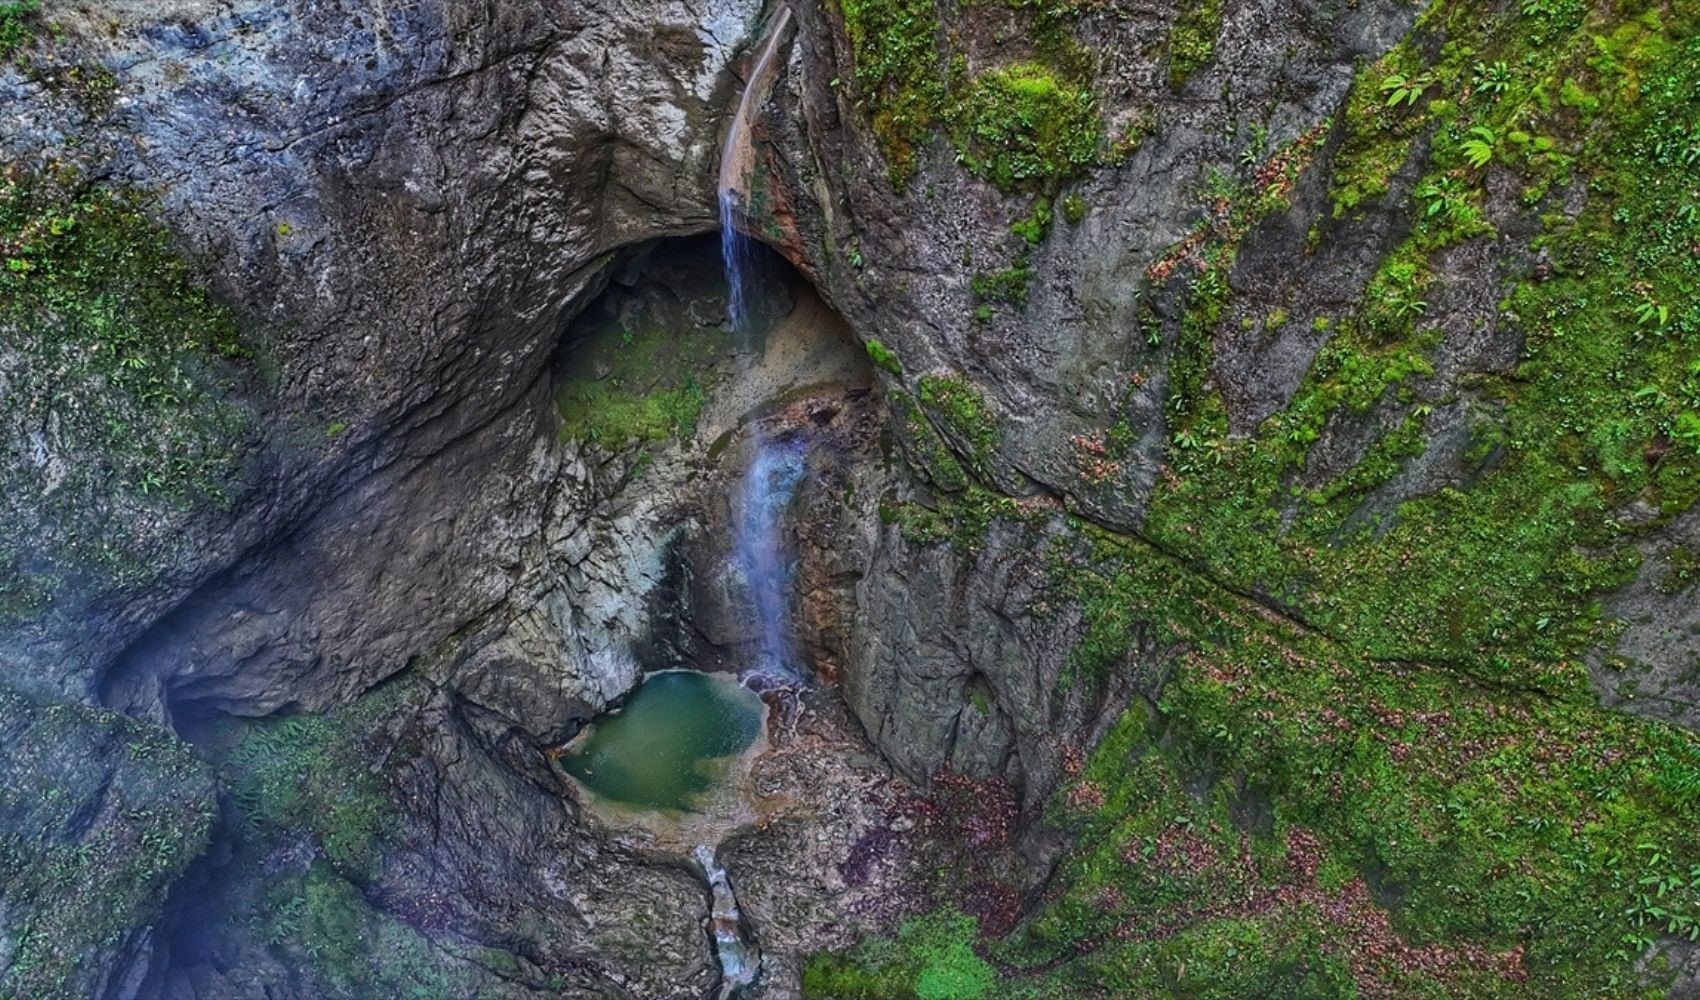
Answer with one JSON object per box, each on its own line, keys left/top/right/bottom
{"left": 546, "top": 230, "right": 873, "bottom": 682}
{"left": 544, "top": 228, "right": 876, "bottom": 996}
{"left": 543, "top": 228, "right": 875, "bottom": 811}
{"left": 114, "top": 210, "right": 884, "bottom": 999}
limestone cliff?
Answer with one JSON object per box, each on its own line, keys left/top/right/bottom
{"left": 4, "top": 0, "right": 1700, "bottom": 996}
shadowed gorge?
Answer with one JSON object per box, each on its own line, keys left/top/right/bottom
{"left": 4, "top": 0, "right": 1700, "bottom": 997}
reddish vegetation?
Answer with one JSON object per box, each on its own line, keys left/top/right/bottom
{"left": 854, "top": 769, "right": 1029, "bottom": 938}
{"left": 1075, "top": 821, "right": 1529, "bottom": 993}
{"left": 1145, "top": 121, "right": 1330, "bottom": 287}
{"left": 839, "top": 822, "right": 898, "bottom": 889}
{"left": 1069, "top": 433, "right": 1123, "bottom": 485}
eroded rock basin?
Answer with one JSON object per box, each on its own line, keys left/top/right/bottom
{"left": 562, "top": 669, "right": 765, "bottom": 820}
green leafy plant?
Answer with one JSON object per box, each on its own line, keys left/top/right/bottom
{"left": 1009, "top": 197, "right": 1053, "bottom": 245}
{"left": 1060, "top": 193, "right": 1087, "bottom": 225}
{"left": 1380, "top": 71, "right": 1433, "bottom": 108}
{"left": 1635, "top": 299, "right": 1670, "bottom": 330}
{"left": 1472, "top": 59, "right": 1514, "bottom": 96}
{"left": 0, "top": 0, "right": 39, "bottom": 59}
{"left": 1674, "top": 411, "right": 1700, "bottom": 454}
{"left": 1460, "top": 125, "right": 1498, "bottom": 168}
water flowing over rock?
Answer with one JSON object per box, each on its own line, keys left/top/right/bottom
{"left": 695, "top": 844, "right": 762, "bottom": 998}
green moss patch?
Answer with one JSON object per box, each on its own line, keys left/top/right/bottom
{"left": 837, "top": 0, "right": 948, "bottom": 187}
{"left": 804, "top": 910, "right": 995, "bottom": 999}
{"left": 0, "top": 171, "right": 258, "bottom": 619}
{"left": 1167, "top": 0, "right": 1224, "bottom": 89}
{"left": 555, "top": 315, "right": 727, "bottom": 449}
{"left": 955, "top": 64, "right": 1099, "bottom": 194}
{"left": 917, "top": 373, "right": 999, "bottom": 478}
{"left": 1146, "top": 0, "right": 1700, "bottom": 684}
{"left": 834, "top": 0, "right": 1103, "bottom": 193}
{"left": 811, "top": 494, "right": 1700, "bottom": 993}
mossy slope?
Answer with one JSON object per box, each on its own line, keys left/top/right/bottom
{"left": 813, "top": 0, "right": 1700, "bottom": 995}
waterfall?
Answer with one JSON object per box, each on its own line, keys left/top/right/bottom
{"left": 734, "top": 438, "right": 806, "bottom": 672}
{"left": 719, "top": 5, "right": 803, "bottom": 677}
{"left": 694, "top": 844, "right": 760, "bottom": 999}
{"left": 717, "top": 5, "right": 793, "bottom": 340}
{"left": 696, "top": 12, "right": 797, "bottom": 996}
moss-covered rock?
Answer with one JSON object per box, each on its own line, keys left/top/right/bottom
{"left": 0, "top": 171, "right": 257, "bottom": 626}
{"left": 0, "top": 687, "right": 215, "bottom": 998}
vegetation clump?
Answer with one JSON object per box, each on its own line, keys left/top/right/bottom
{"left": 804, "top": 910, "right": 994, "bottom": 999}
{"left": 0, "top": 0, "right": 40, "bottom": 59}
{"left": 917, "top": 373, "right": 999, "bottom": 477}
{"left": 837, "top": 0, "right": 948, "bottom": 187}
{"left": 865, "top": 337, "right": 904, "bottom": 375}
{"left": 1167, "top": 0, "right": 1224, "bottom": 88}
{"left": 261, "top": 862, "right": 504, "bottom": 999}
{"left": 836, "top": 0, "right": 1103, "bottom": 193}
{"left": 955, "top": 63, "right": 1099, "bottom": 194}
{"left": 0, "top": 170, "right": 257, "bottom": 620}
{"left": 226, "top": 681, "right": 406, "bottom": 878}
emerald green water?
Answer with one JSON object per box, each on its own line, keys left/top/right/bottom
{"left": 561, "top": 671, "right": 764, "bottom": 812}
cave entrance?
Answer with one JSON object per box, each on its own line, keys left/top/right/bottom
{"left": 551, "top": 233, "right": 869, "bottom": 462}
{"left": 544, "top": 231, "right": 878, "bottom": 841}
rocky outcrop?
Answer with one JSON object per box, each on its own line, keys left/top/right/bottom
{"left": 0, "top": 689, "right": 215, "bottom": 998}
{"left": 2, "top": 0, "right": 761, "bottom": 710}
{"left": 729, "top": 0, "right": 1429, "bottom": 807}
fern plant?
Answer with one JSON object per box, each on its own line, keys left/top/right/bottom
{"left": 1461, "top": 126, "right": 1497, "bottom": 168}
{"left": 1472, "top": 60, "right": 1514, "bottom": 96}
{"left": 1635, "top": 299, "right": 1671, "bottom": 329}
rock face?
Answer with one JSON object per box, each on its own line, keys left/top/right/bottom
{"left": 2, "top": 0, "right": 760, "bottom": 709}
{"left": 7, "top": 0, "right": 1700, "bottom": 994}
{"left": 735, "top": 0, "right": 1430, "bottom": 807}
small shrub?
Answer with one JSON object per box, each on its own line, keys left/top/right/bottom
{"left": 970, "top": 264, "right": 1033, "bottom": 308}
{"left": 1168, "top": 0, "right": 1225, "bottom": 89}
{"left": 1009, "top": 197, "right": 1052, "bottom": 245}
{"left": 1061, "top": 193, "right": 1087, "bottom": 224}
{"left": 1380, "top": 71, "right": 1433, "bottom": 108}
{"left": 0, "top": 0, "right": 39, "bottom": 58}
